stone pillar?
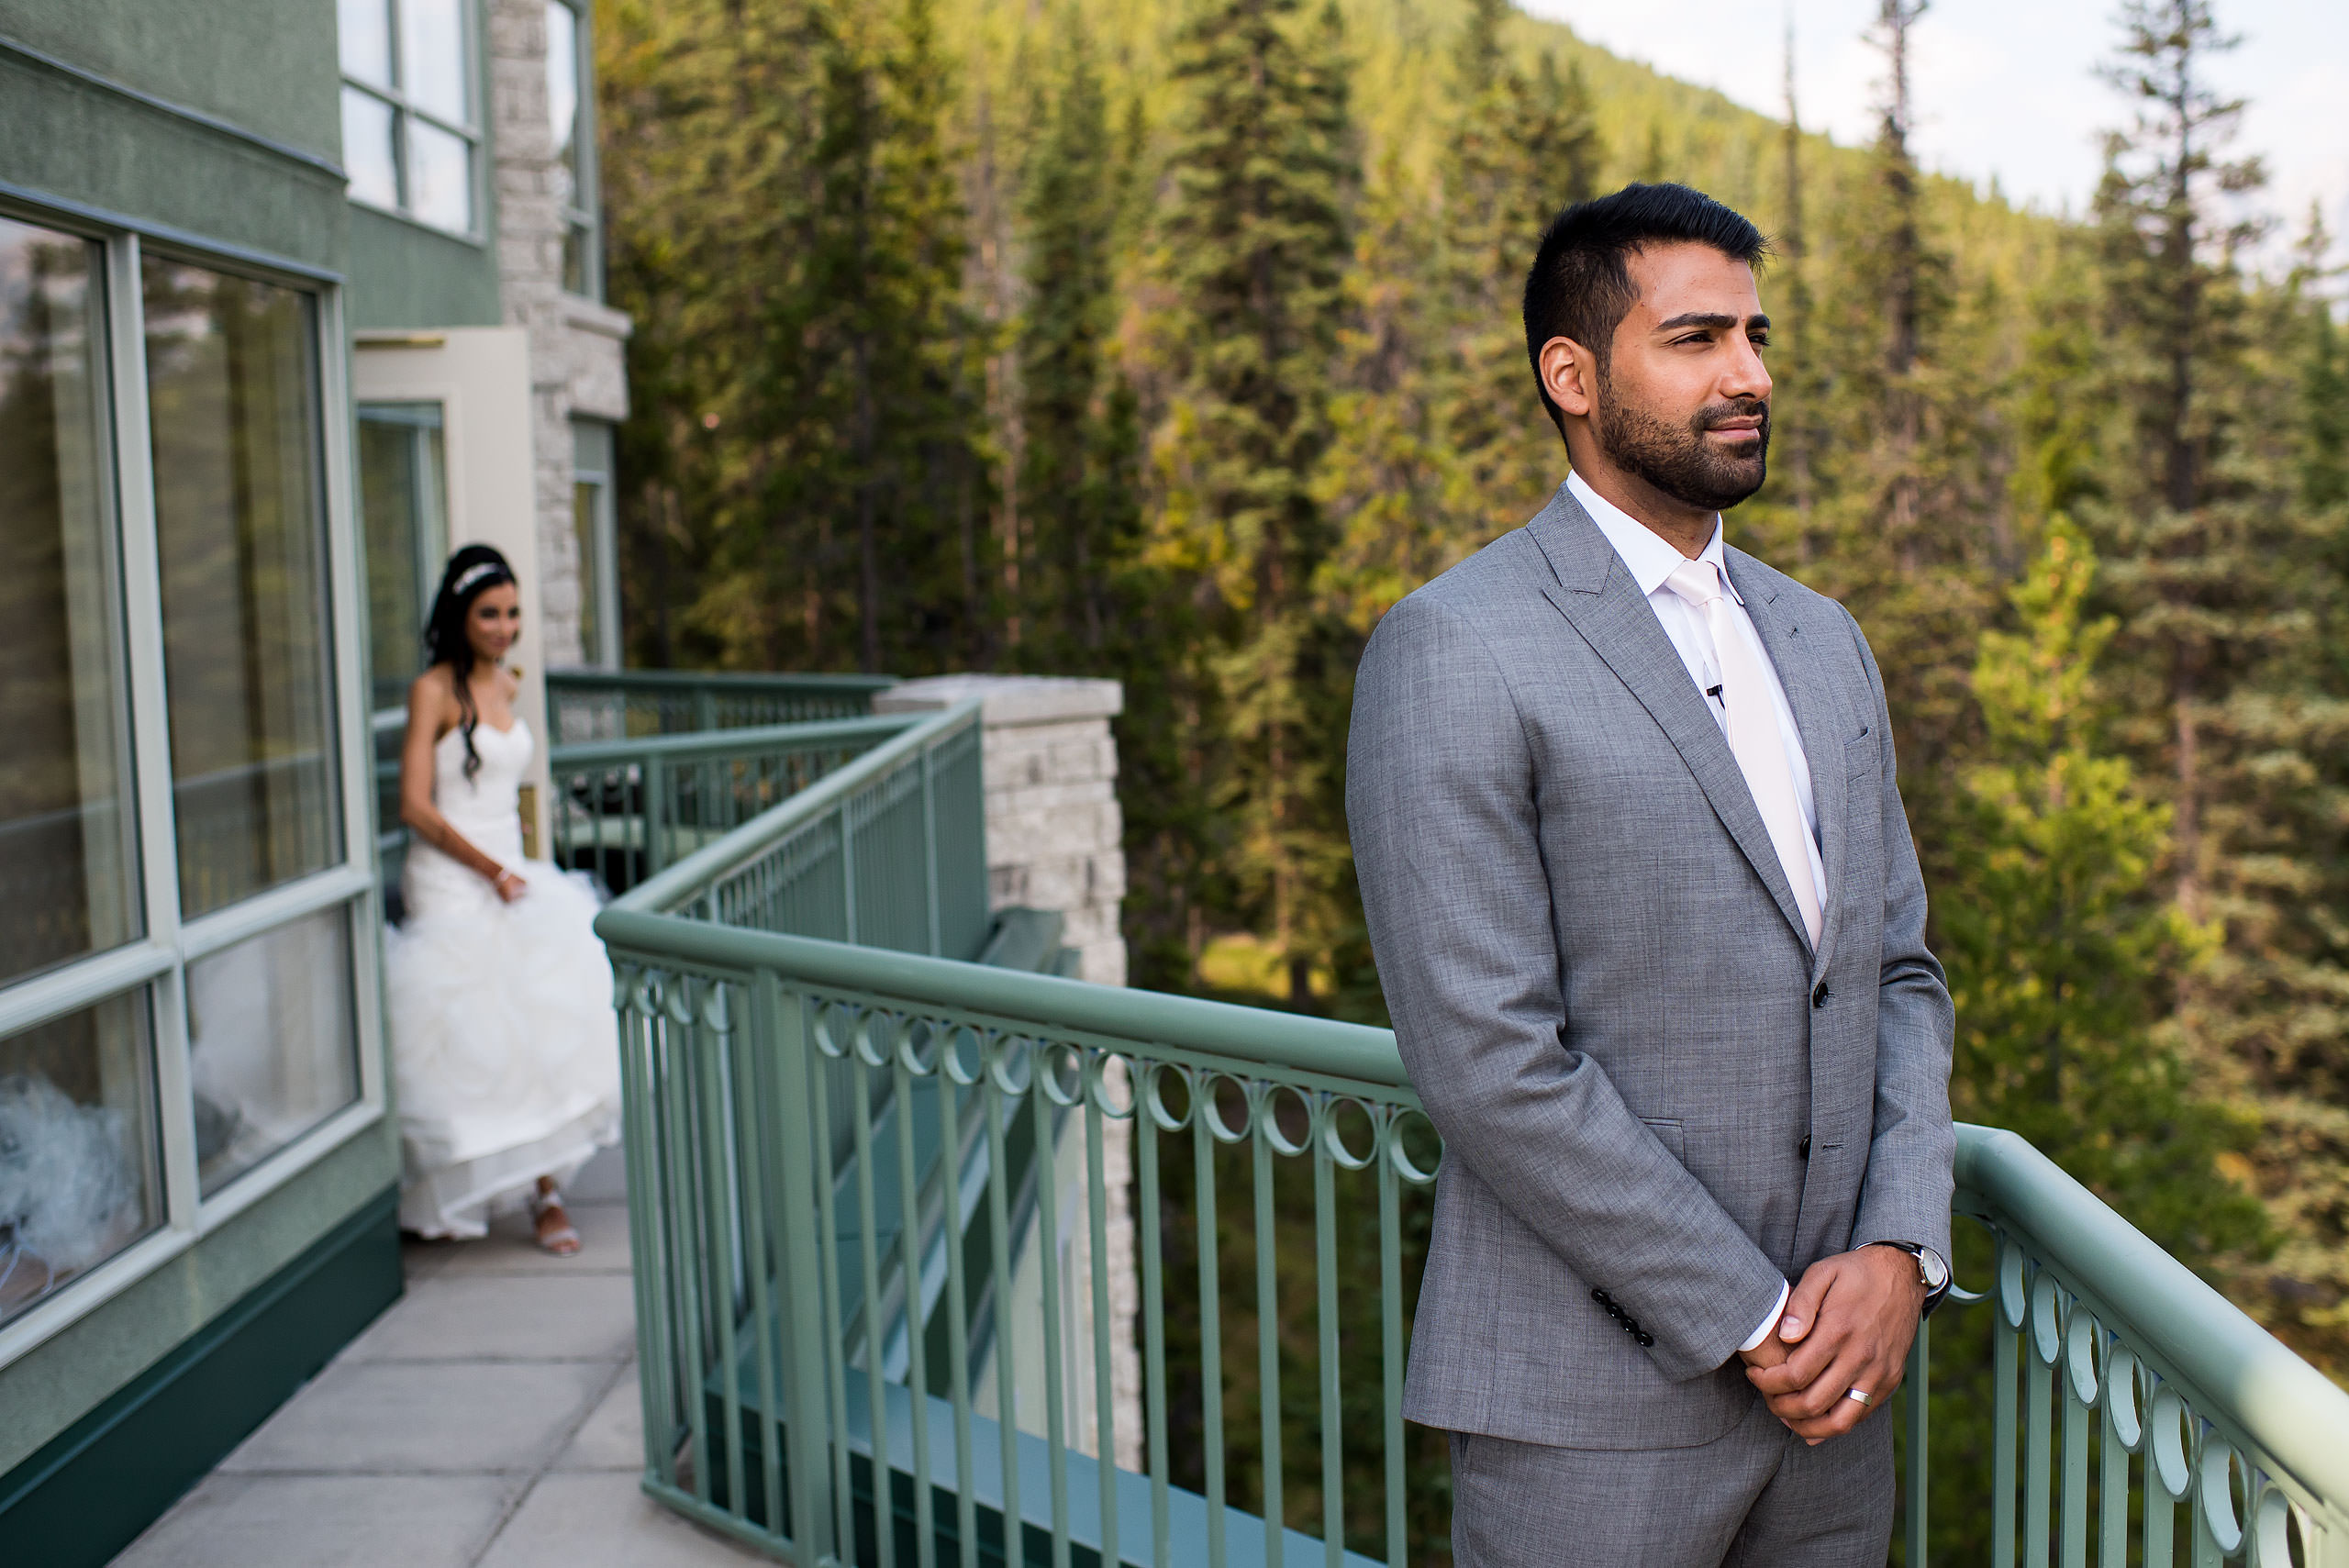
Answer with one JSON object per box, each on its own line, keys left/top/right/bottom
{"left": 486, "top": 0, "right": 630, "bottom": 671}
{"left": 874, "top": 674, "right": 1141, "bottom": 1469}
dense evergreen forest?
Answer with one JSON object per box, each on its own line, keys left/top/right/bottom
{"left": 597, "top": 0, "right": 2348, "bottom": 1552}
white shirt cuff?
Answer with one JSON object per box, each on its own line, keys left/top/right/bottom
{"left": 1740, "top": 1280, "right": 1791, "bottom": 1352}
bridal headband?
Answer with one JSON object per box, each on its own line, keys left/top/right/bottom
{"left": 451, "top": 561, "right": 513, "bottom": 596}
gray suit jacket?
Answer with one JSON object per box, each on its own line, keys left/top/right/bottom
{"left": 1346, "top": 484, "right": 1954, "bottom": 1451}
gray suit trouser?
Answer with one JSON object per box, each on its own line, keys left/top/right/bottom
{"left": 1448, "top": 1396, "right": 1894, "bottom": 1567}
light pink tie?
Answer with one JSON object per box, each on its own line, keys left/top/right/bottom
{"left": 1663, "top": 558, "right": 1823, "bottom": 947}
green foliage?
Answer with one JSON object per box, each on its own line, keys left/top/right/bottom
{"left": 1942, "top": 519, "right": 2260, "bottom": 1257}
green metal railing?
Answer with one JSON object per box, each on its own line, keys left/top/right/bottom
{"left": 549, "top": 669, "right": 899, "bottom": 742}
{"left": 373, "top": 690, "right": 920, "bottom": 900}
{"left": 548, "top": 715, "right": 922, "bottom": 896}
{"left": 1909, "top": 1127, "right": 2349, "bottom": 1566}
{"left": 592, "top": 695, "right": 2349, "bottom": 1567}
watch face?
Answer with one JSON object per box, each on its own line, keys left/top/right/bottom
{"left": 1920, "top": 1249, "right": 1950, "bottom": 1290}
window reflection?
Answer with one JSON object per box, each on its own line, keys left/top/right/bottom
{"left": 0, "top": 216, "right": 140, "bottom": 987}
{"left": 358, "top": 404, "right": 449, "bottom": 714}
{"left": 143, "top": 257, "right": 341, "bottom": 919}
{"left": 0, "top": 991, "right": 162, "bottom": 1325}
{"left": 187, "top": 906, "right": 360, "bottom": 1195}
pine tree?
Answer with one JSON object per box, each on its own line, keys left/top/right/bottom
{"left": 1016, "top": 18, "right": 1142, "bottom": 665}
{"left": 1146, "top": 0, "right": 1356, "bottom": 1001}
{"left": 1920, "top": 518, "right": 2266, "bottom": 1560}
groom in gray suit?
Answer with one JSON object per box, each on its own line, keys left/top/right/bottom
{"left": 1346, "top": 183, "right": 1955, "bottom": 1564}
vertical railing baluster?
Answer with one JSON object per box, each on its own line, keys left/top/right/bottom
{"left": 616, "top": 979, "right": 675, "bottom": 1492}
{"left": 985, "top": 1064, "right": 1024, "bottom": 1566}
{"left": 643, "top": 751, "right": 667, "bottom": 877}
{"left": 896, "top": 1050, "right": 938, "bottom": 1568}
{"left": 842, "top": 799, "right": 860, "bottom": 946}
{"left": 1084, "top": 1073, "right": 1122, "bottom": 1568}
{"left": 807, "top": 1007, "right": 858, "bottom": 1557}
{"left": 1314, "top": 1101, "right": 1342, "bottom": 1568}
{"left": 1997, "top": 1305, "right": 2021, "bottom": 1568}
{"left": 2060, "top": 1319, "right": 2089, "bottom": 1566}
{"left": 1378, "top": 1112, "right": 1406, "bottom": 1568}
{"left": 766, "top": 977, "right": 838, "bottom": 1564}
{"left": 656, "top": 990, "right": 714, "bottom": 1510}
{"left": 1196, "top": 1083, "right": 1230, "bottom": 1568}
{"left": 1253, "top": 1097, "right": 1284, "bottom": 1568}
{"left": 2143, "top": 1447, "right": 2174, "bottom": 1567}
{"left": 1906, "top": 1308, "right": 1929, "bottom": 1565}
{"left": 1140, "top": 1068, "right": 1174, "bottom": 1568}
{"left": 939, "top": 1065, "right": 980, "bottom": 1568}
{"left": 852, "top": 1035, "right": 899, "bottom": 1568}
{"left": 2097, "top": 1362, "right": 2128, "bottom": 1568}
{"left": 696, "top": 985, "right": 750, "bottom": 1523}
{"left": 921, "top": 741, "right": 941, "bottom": 957}
{"left": 1032, "top": 1081, "right": 1073, "bottom": 1568}
{"left": 732, "top": 980, "right": 787, "bottom": 1542}
{"left": 2026, "top": 1309, "right": 2054, "bottom": 1568}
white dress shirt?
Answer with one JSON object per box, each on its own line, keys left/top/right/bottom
{"left": 1567, "top": 470, "right": 1814, "bottom": 1352}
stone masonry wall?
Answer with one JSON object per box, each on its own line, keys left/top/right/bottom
{"left": 874, "top": 675, "right": 1141, "bottom": 1469}
{"left": 486, "top": 0, "right": 629, "bottom": 669}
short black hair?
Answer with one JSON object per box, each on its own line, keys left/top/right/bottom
{"left": 1522, "top": 183, "right": 1770, "bottom": 433}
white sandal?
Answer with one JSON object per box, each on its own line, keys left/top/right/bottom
{"left": 529, "top": 1186, "right": 581, "bottom": 1255}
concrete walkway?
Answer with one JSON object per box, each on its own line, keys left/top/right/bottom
{"left": 114, "top": 1151, "right": 770, "bottom": 1567}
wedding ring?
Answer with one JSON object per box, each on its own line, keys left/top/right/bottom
{"left": 1845, "top": 1387, "right": 1875, "bottom": 1407}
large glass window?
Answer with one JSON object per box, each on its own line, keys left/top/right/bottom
{"left": 187, "top": 906, "right": 360, "bottom": 1195}
{"left": 546, "top": 0, "right": 599, "bottom": 297}
{"left": 0, "top": 992, "right": 163, "bottom": 1325}
{"left": 143, "top": 257, "right": 342, "bottom": 919}
{"left": 357, "top": 403, "right": 449, "bottom": 714}
{"left": 340, "top": 0, "right": 479, "bottom": 236}
{"left": 571, "top": 417, "right": 618, "bottom": 667}
{"left": 0, "top": 217, "right": 140, "bottom": 988}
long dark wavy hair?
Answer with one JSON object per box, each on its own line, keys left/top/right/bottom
{"left": 422, "top": 544, "right": 518, "bottom": 783}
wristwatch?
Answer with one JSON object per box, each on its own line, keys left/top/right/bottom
{"left": 1869, "top": 1240, "right": 1951, "bottom": 1317}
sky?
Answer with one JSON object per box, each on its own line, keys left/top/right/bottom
{"left": 1518, "top": 0, "right": 2349, "bottom": 272}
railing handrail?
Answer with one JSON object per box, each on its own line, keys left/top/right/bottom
{"left": 607, "top": 699, "right": 986, "bottom": 919}
{"left": 599, "top": 912, "right": 1410, "bottom": 1099}
{"left": 546, "top": 668, "right": 901, "bottom": 694}
{"left": 1957, "top": 1123, "right": 2349, "bottom": 1506}
{"left": 543, "top": 713, "right": 918, "bottom": 771}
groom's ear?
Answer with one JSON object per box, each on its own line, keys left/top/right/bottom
{"left": 1540, "top": 336, "right": 1598, "bottom": 421}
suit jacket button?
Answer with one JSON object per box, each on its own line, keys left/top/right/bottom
{"left": 1811, "top": 983, "right": 1831, "bottom": 1009}
{"left": 1798, "top": 1135, "right": 1812, "bottom": 1160}
{"left": 1637, "top": 1332, "right": 1655, "bottom": 1347}
{"left": 1591, "top": 1287, "right": 1610, "bottom": 1305}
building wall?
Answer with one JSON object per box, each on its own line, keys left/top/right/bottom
{"left": 0, "top": 0, "right": 401, "bottom": 1496}
{"left": 0, "top": 0, "right": 339, "bottom": 156}
{"left": 486, "top": 0, "right": 629, "bottom": 671}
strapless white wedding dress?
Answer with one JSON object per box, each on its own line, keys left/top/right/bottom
{"left": 384, "top": 718, "right": 621, "bottom": 1238}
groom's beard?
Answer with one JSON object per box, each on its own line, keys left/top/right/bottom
{"left": 1593, "top": 377, "right": 1771, "bottom": 513}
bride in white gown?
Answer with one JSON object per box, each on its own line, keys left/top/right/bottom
{"left": 385, "top": 545, "right": 620, "bottom": 1253}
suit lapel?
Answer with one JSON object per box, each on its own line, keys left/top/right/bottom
{"left": 1527, "top": 489, "right": 1816, "bottom": 957}
{"left": 1729, "top": 549, "right": 1846, "bottom": 980}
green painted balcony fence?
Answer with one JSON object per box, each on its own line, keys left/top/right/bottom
{"left": 583, "top": 678, "right": 2349, "bottom": 1567}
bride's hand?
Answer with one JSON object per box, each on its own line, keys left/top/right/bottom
{"left": 492, "top": 867, "right": 528, "bottom": 903}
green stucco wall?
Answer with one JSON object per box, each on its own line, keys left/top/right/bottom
{"left": 347, "top": 207, "right": 504, "bottom": 329}
{"left": 0, "top": 45, "right": 345, "bottom": 272}
{"left": 0, "top": 0, "right": 337, "bottom": 157}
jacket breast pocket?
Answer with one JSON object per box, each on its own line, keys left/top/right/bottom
{"left": 1843, "top": 724, "right": 1880, "bottom": 779}
{"left": 1641, "top": 1117, "right": 1686, "bottom": 1162}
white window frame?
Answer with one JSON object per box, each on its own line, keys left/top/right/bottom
{"left": 571, "top": 417, "right": 621, "bottom": 668}
{"left": 548, "top": 0, "right": 602, "bottom": 299}
{"left": 0, "top": 195, "right": 385, "bottom": 1372}
{"left": 340, "top": 0, "right": 485, "bottom": 241}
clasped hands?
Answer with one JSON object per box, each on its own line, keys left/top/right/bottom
{"left": 1736, "top": 1244, "right": 1925, "bottom": 1445}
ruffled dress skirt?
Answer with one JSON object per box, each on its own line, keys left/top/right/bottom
{"left": 385, "top": 832, "right": 622, "bottom": 1239}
